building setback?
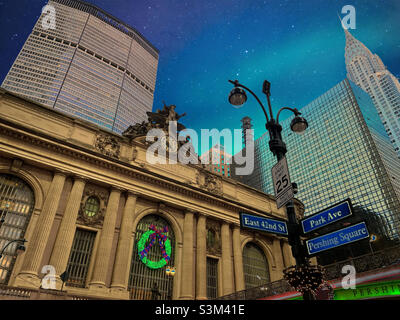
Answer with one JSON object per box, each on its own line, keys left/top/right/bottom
{"left": 235, "top": 79, "right": 400, "bottom": 246}
{"left": 1, "top": 0, "right": 159, "bottom": 134}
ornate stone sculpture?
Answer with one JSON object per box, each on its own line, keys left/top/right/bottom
{"left": 206, "top": 221, "right": 222, "bottom": 256}
{"left": 195, "top": 171, "right": 223, "bottom": 196}
{"left": 122, "top": 103, "right": 187, "bottom": 140}
{"left": 95, "top": 134, "right": 121, "bottom": 159}
{"left": 78, "top": 188, "right": 108, "bottom": 227}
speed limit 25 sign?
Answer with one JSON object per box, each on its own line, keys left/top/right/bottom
{"left": 271, "top": 157, "right": 294, "bottom": 209}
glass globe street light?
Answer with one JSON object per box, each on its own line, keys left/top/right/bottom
{"left": 228, "top": 87, "right": 247, "bottom": 107}
{"left": 290, "top": 115, "right": 308, "bottom": 134}
{"left": 0, "top": 239, "right": 27, "bottom": 259}
{"left": 16, "top": 244, "right": 26, "bottom": 255}
{"left": 227, "top": 79, "right": 316, "bottom": 300}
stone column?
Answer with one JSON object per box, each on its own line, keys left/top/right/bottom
{"left": 195, "top": 213, "right": 207, "bottom": 300}
{"left": 48, "top": 175, "right": 87, "bottom": 289}
{"left": 232, "top": 225, "right": 245, "bottom": 292}
{"left": 110, "top": 191, "right": 138, "bottom": 297}
{"left": 180, "top": 210, "right": 194, "bottom": 299}
{"left": 281, "top": 240, "right": 296, "bottom": 268}
{"left": 15, "top": 171, "right": 67, "bottom": 288}
{"left": 221, "top": 222, "right": 234, "bottom": 295}
{"left": 271, "top": 238, "right": 285, "bottom": 281}
{"left": 89, "top": 187, "right": 122, "bottom": 290}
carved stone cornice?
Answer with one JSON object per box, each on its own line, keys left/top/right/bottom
{"left": 0, "top": 123, "right": 292, "bottom": 219}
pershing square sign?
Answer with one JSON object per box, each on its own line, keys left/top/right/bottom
{"left": 305, "top": 221, "right": 369, "bottom": 255}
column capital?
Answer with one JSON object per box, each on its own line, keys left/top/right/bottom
{"left": 126, "top": 190, "right": 139, "bottom": 198}
{"left": 185, "top": 209, "right": 196, "bottom": 215}
{"left": 195, "top": 212, "right": 207, "bottom": 219}
{"left": 232, "top": 223, "right": 241, "bottom": 230}
{"left": 54, "top": 169, "right": 69, "bottom": 177}
{"left": 222, "top": 221, "right": 235, "bottom": 229}
{"left": 72, "top": 174, "right": 89, "bottom": 183}
{"left": 110, "top": 185, "right": 124, "bottom": 193}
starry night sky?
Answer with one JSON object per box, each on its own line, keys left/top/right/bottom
{"left": 1, "top": 0, "right": 399, "bottom": 154}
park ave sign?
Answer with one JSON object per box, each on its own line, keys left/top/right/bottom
{"left": 301, "top": 199, "right": 353, "bottom": 234}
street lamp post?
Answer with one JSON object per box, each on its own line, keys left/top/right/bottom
{"left": 228, "top": 79, "right": 317, "bottom": 300}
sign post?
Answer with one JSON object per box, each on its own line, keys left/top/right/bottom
{"left": 271, "top": 157, "right": 293, "bottom": 209}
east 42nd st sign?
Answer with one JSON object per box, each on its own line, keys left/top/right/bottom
{"left": 240, "top": 212, "right": 288, "bottom": 236}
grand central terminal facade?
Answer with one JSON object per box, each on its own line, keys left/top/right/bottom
{"left": 0, "top": 88, "right": 303, "bottom": 300}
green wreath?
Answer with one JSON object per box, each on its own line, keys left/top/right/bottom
{"left": 137, "top": 229, "right": 172, "bottom": 269}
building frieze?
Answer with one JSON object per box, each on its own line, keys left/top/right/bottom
{"left": 0, "top": 122, "right": 295, "bottom": 221}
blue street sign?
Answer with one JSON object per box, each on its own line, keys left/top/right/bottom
{"left": 301, "top": 199, "right": 353, "bottom": 234}
{"left": 306, "top": 221, "right": 369, "bottom": 256}
{"left": 240, "top": 213, "right": 288, "bottom": 236}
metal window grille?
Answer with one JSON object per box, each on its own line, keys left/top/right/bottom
{"left": 128, "top": 214, "right": 175, "bottom": 300}
{"left": 65, "top": 229, "right": 96, "bottom": 288}
{"left": 84, "top": 196, "right": 99, "bottom": 217}
{"left": 243, "top": 242, "right": 270, "bottom": 289}
{"left": 206, "top": 257, "right": 218, "bottom": 299}
{"left": 0, "top": 174, "right": 35, "bottom": 284}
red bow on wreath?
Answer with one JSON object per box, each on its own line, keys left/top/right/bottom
{"left": 140, "top": 225, "right": 170, "bottom": 262}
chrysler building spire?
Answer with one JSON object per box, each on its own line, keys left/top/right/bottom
{"left": 342, "top": 26, "right": 400, "bottom": 158}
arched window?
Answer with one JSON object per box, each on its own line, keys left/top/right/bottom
{"left": 83, "top": 196, "right": 100, "bottom": 217}
{"left": 243, "top": 242, "right": 270, "bottom": 289}
{"left": 0, "top": 174, "right": 35, "bottom": 284}
{"left": 128, "top": 214, "right": 175, "bottom": 300}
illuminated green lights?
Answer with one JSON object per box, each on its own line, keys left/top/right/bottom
{"left": 335, "top": 280, "right": 400, "bottom": 300}
{"left": 288, "top": 279, "right": 400, "bottom": 300}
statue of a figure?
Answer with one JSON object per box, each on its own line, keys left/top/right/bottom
{"left": 123, "top": 102, "right": 187, "bottom": 140}
{"left": 162, "top": 104, "right": 186, "bottom": 122}
{"left": 147, "top": 103, "right": 186, "bottom": 130}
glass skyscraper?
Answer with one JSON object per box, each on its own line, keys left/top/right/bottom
{"left": 236, "top": 79, "right": 400, "bottom": 245}
{"left": 1, "top": 0, "right": 159, "bottom": 134}
{"left": 344, "top": 28, "right": 400, "bottom": 158}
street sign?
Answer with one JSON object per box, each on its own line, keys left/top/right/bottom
{"left": 240, "top": 212, "right": 288, "bottom": 236}
{"left": 271, "top": 157, "right": 293, "bottom": 209}
{"left": 301, "top": 199, "right": 353, "bottom": 234}
{"left": 305, "top": 221, "right": 369, "bottom": 256}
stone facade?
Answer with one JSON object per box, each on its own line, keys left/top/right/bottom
{"left": 0, "top": 89, "right": 303, "bottom": 300}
